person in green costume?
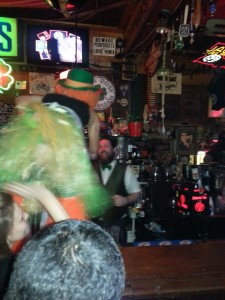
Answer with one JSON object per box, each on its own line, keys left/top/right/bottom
{"left": 0, "top": 69, "right": 112, "bottom": 225}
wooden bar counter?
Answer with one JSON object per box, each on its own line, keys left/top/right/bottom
{"left": 121, "top": 240, "right": 225, "bottom": 299}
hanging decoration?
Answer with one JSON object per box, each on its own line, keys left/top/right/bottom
{"left": 145, "top": 40, "right": 162, "bottom": 77}
{"left": 45, "top": 0, "right": 88, "bottom": 18}
{"left": 209, "top": 0, "right": 217, "bottom": 17}
{"left": 151, "top": 73, "right": 182, "bottom": 95}
{"left": 155, "top": 34, "right": 173, "bottom": 134}
{"left": 0, "top": 59, "right": 14, "bottom": 93}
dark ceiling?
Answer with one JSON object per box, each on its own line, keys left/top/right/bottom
{"left": 0, "top": 1, "right": 128, "bottom": 27}
{"left": 0, "top": 0, "right": 225, "bottom": 56}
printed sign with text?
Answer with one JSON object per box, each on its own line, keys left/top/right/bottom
{"left": 93, "top": 36, "right": 116, "bottom": 56}
{"left": 151, "top": 73, "right": 182, "bottom": 95}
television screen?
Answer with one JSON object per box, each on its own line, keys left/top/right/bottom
{"left": 26, "top": 24, "right": 89, "bottom": 68}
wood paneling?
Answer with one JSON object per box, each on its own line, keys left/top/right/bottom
{"left": 121, "top": 240, "right": 225, "bottom": 299}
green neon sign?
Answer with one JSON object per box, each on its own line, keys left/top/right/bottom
{"left": 0, "top": 59, "right": 15, "bottom": 93}
{"left": 0, "top": 17, "right": 17, "bottom": 57}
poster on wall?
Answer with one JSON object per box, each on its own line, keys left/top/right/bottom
{"left": 93, "top": 36, "right": 116, "bottom": 56}
{"left": 29, "top": 72, "right": 55, "bottom": 95}
{"left": 151, "top": 73, "right": 182, "bottom": 94}
{"left": 175, "top": 126, "right": 196, "bottom": 155}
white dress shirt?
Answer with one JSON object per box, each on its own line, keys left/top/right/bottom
{"left": 100, "top": 160, "right": 141, "bottom": 193}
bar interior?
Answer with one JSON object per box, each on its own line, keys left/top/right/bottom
{"left": 1, "top": 1, "right": 225, "bottom": 299}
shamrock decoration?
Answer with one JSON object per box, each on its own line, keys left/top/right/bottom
{"left": 98, "top": 86, "right": 107, "bottom": 101}
{"left": 0, "top": 59, "right": 15, "bottom": 94}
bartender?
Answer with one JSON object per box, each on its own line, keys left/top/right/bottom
{"left": 92, "top": 138, "right": 141, "bottom": 243}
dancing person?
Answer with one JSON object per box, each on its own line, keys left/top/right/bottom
{"left": 0, "top": 191, "right": 29, "bottom": 299}
{"left": 0, "top": 69, "right": 112, "bottom": 226}
{"left": 53, "top": 68, "right": 101, "bottom": 157}
{"left": 0, "top": 183, "right": 69, "bottom": 299}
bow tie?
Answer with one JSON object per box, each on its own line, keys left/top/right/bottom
{"left": 101, "top": 164, "right": 112, "bottom": 171}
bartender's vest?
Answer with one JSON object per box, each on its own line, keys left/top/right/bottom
{"left": 98, "top": 162, "right": 129, "bottom": 225}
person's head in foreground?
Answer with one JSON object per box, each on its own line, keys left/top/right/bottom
{"left": 0, "top": 192, "right": 30, "bottom": 256}
{"left": 5, "top": 219, "right": 125, "bottom": 300}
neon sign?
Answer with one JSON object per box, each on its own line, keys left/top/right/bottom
{"left": 177, "top": 186, "right": 209, "bottom": 215}
{"left": 193, "top": 42, "right": 225, "bottom": 69}
{"left": 194, "top": 202, "right": 205, "bottom": 213}
{"left": 192, "top": 194, "right": 208, "bottom": 201}
{"left": 0, "top": 59, "right": 15, "bottom": 93}
{"left": 0, "top": 17, "right": 17, "bottom": 57}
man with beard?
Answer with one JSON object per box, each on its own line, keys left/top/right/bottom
{"left": 92, "top": 138, "right": 141, "bottom": 243}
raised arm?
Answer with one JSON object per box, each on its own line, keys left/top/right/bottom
{"left": 3, "top": 183, "right": 69, "bottom": 222}
{"left": 88, "top": 109, "right": 100, "bottom": 158}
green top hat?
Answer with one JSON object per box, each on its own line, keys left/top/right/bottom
{"left": 58, "top": 69, "right": 99, "bottom": 91}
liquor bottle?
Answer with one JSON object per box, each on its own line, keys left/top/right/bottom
{"left": 138, "top": 161, "right": 148, "bottom": 182}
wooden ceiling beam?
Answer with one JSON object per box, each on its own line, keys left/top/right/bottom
{"left": 61, "top": 1, "right": 129, "bottom": 22}
{"left": 124, "top": 0, "right": 183, "bottom": 53}
{"left": 124, "top": 0, "right": 157, "bottom": 53}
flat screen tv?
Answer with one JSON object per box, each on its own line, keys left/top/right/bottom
{"left": 26, "top": 24, "right": 89, "bottom": 68}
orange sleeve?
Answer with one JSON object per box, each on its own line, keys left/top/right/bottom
{"left": 12, "top": 194, "right": 23, "bottom": 206}
{"left": 11, "top": 237, "right": 29, "bottom": 254}
{"left": 11, "top": 195, "right": 87, "bottom": 253}
{"left": 46, "top": 196, "right": 87, "bottom": 225}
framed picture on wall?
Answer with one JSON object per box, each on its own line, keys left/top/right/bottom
{"left": 29, "top": 72, "right": 55, "bottom": 95}
{"left": 175, "top": 126, "right": 197, "bottom": 155}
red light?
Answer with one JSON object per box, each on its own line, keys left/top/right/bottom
{"left": 179, "top": 194, "right": 188, "bottom": 209}
{"left": 192, "top": 194, "right": 208, "bottom": 201}
{"left": 194, "top": 202, "right": 205, "bottom": 212}
{"left": 192, "top": 196, "right": 203, "bottom": 200}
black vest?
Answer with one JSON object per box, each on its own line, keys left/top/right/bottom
{"left": 95, "top": 161, "right": 129, "bottom": 225}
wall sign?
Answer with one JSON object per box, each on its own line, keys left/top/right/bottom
{"left": 93, "top": 36, "right": 116, "bottom": 56}
{"left": 193, "top": 42, "right": 225, "bottom": 69}
{"left": 94, "top": 76, "right": 116, "bottom": 110}
{"left": 151, "top": 73, "right": 182, "bottom": 95}
{"left": 0, "top": 59, "right": 14, "bottom": 93}
{"left": 0, "top": 17, "right": 17, "bottom": 57}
